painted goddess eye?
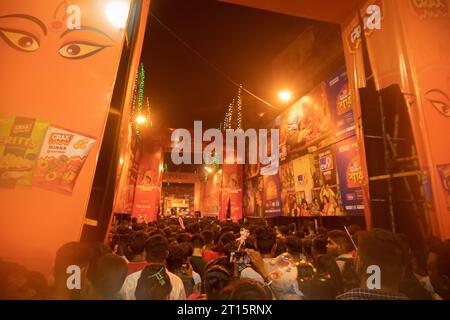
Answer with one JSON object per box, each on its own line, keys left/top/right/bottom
{"left": 59, "top": 42, "right": 108, "bottom": 59}
{"left": 0, "top": 29, "right": 39, "bottom": 52}
{"left": 426, "top": 89, "right": 450, "bottom": 117}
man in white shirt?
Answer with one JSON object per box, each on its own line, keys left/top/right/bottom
{"left": 119, "top": 234, "right": 186, "bottom": 300}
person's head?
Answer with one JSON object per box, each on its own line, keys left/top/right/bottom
{"left": 254, "top": 227, "right": 276, "bottom": 256}
{"left": 301, "top": 199, "right": 308, "bottom": 208}
{"left": 146, "top": 235, "right": 169, "bottom": 263}
{"left": 285, "top": 236, "right": 302, "bottom": 255}
{"left": 120, "top": 216, "right": 131, "bottom": 226}
{"left": 314, "top": 254, "right": 343, "bottom": 294}
{"left": 205, "top": 257, "right": 234, "bottom": 276}
{"left": 312, "top": 238, "right": 328, "bottom": 258}
{"left": 89, "top": 254, "right": 128, "bottom": 299}
{"left": 313, "top": 198, "right": 319, "bottom": 205}
{"left": 0, "top": 261, "right": 47, "bottom": 299}
{"left": 127, "top": 234, "right": 147, "bottom": 261}
{"left": 327, "top": 230, "right": 353, "bottom": 256}
{"left": 356, "top": 229, "right": 407, "bottom": 290}
{"left": 177, "top": 233, "right": 191, "bottom": 244}
{"left": 214, "top": 231, "right": 236, "bottom": 254}
{"left": 166, "top": 245, "right": 185, "bottom": 273}
{"left": 53, "top": 242, "right": 93, "bottom": 291}
{"left": 163, "top": 227, "right": 172, "bottom": 238}
{"left": 203, "top": 264, "right": 232, "bottom": 300}
{"left": 191, "top": 234, "right": 205, "bottom": 250}
{"left": 219, "top": 279, "right": 273, "bottom": 300}
{"left": 219, "top": 231, "right": 236, "bottom": 246}
{"left": 278, "top": 226, "right": 289, "bottom": 237}
{"left": 201, "top": 230, "right": 215, "bottom": 247}
{"left": 135, "top": 264, "right": 172, "bottom": 300}
{"left": 187, "top": 223, "right": 200, "bottom": 235}
{"left": 307, "top": 221, "right": 316, "bottom": 232}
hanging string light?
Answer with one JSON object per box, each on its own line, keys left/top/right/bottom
{"left": 236, "top": 84, "right": 243, "bottom": 129}
{"left": 145, "top": 96, "right": 152, "bottom": 128}
{"left": 136, "top": 63, "right": 146, "bottom": 136}
{"left": 223, "top": 98, "right": 235, "bottom": 130}
{"left": 222, "top": 84, "right": 243, "bottom": 130}
{"left": 130, "top": 71, "right": 139, "bottom": 128}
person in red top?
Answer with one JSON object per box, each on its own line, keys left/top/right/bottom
{"left": 201, "top": 230, "right": 221, "bottom": 261}
{"left": 126, "top": 234, "right": 148, "bottom": 275}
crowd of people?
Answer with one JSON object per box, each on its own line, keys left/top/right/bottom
{"left": 1, "top": 216, "right": 449, "bottom": 300}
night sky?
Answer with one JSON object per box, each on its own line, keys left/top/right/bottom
{"left": 141, "top": 0, "right": 319, "bottom": 130}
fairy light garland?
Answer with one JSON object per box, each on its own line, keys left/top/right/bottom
{"left": 223, "top": 84, "right": 243, "bottom": 130}
{"left": 136, "top": 63, "right": 146, "bottom": 136}
{"left": 131, "top": 71, "right": 139, "bottom": 128}
{"left": 237, "top": 84, "right": 242, "bottom": 129}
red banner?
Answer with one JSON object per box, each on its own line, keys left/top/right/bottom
{"left": 132, "top": 146, "right": 162, "bottom": 222}
{"left": 220, "top": 164, "right": 243, "bottom": 221}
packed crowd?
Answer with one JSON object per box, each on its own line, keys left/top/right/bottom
{"left": 1, "top": 216, "right": 449, "bottom": 300}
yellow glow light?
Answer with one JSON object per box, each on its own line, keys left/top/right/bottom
{"left": 278, "top": 90, "right": 293, "bottom": 102}
{"left": 106, "top": 1, "right": 130, "bottom": 29}
{"left": 136, "top": 115, "right": 146, "bottom": 124}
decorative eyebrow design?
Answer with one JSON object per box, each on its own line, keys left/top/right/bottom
{"left": 60, "top": 26, "right": 113, "bottom": 41}
{"left": 426, "top": 89, "right": 450, "bottom": 100}
{"left": 0, "top": 14, "right": 47, "bottom": 35}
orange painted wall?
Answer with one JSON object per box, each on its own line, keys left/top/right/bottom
{"left": 0, "top": 0, "right": 131, "bottom": 274}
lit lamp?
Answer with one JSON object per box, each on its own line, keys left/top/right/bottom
{"left": 205, "top": 166, "right": 213, "bottom": 173}
{"left": 278, "top": 90, "right": 293, "bottom": 103}
{"left": 136, "top": 115, "right": 146, "bottom": 124}
{"left": 106, "top": 0, "right": 130, "bottom": 29}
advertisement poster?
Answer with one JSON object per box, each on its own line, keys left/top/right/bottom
{"left": 334, "top": 136, "right": 365, "bottom": 215}
{"left": 280, "top": 161, "right": 296, "bottom": 216}
{"left": 202, "top": 169, "right": 222, "bottom": 217}
{"left": 132, "top": 147, "right": 163, "bottom": 222}
{"left": 325, "top": 66, "right": 355, "bottom": 139}
{"left": 318, "top": 148, "right": 337, "bottom": 186}
{"left": 263, "top": 171, "right": 282, "bottom": 216}
{"left": 243, "top": 176, "right": 263, "bottom": 217}
{"left": 292, "top": 154, "right": 314, "bottom": 204}
{"left": 220, "top": 164, "right": 243, "bottom": 221}
{"left": 280, "top": 83, "right": 334, "bottom": 158}
{"left": 245, "top": 162, "right": 260, "bottom": 180}
{"left": 113, "top": 125, "right": 141, "bottom": 214}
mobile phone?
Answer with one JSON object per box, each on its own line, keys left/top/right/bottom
{"left": 231, "top": 251, "right": 251, "bottom": 265}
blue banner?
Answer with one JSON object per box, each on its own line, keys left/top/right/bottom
{"left": 325, "top": 66, "right": 355, "bottom": 139}
{"left": 334, "top": 136, "right": 365, "bottom": 215}
{"left": 263, "top": 172, "right": 282, "bottom": 216}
